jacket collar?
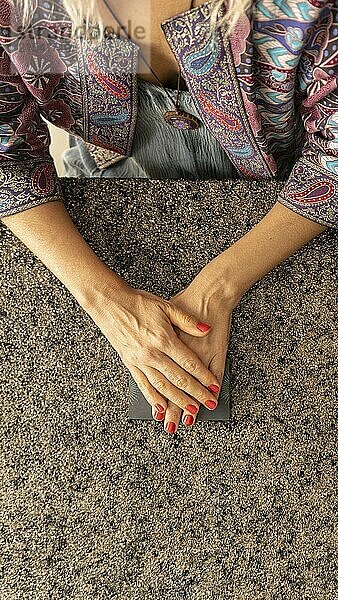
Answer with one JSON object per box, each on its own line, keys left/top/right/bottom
{"left": 161, "top": 1, "right": 276, "bottom": 178}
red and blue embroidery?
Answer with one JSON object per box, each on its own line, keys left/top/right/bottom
{"left": 32, "top": 163, "right": 55, "bottom": 195}
{"left": 287, "top": 180, "right": 335, "bottom": 203}
{"left": 199, "top": 92, "right": 242, "bottom": 131}
{"left": 87, "top": 53, "right": 130, "bottom": 98}
{"left": 162, "top": 3, "right": 274, "bottom": 179}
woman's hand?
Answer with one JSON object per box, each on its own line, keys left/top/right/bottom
{"left": 160, "top": 263, "right": 239, "bottom": 433}
{"left": 86, "top": 278, "right": 222, "bottom": 425}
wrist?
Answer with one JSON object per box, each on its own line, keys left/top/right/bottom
{"left": 214, "top": 252, "right": 249, "bottom": 306}
{"left": 200, "top": 241, "right": 268, "bottom": 306}
{"left": 207, "top": 202, "right": 328, "bottom": 303}
{"left": 78, "top": 263, "right": 132, "bottom": 314}
{"left": 197, "top": 258, "right": 243, "bottom": 309}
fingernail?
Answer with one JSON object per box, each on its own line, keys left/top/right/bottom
{"left": 166, "top": 421, "right": 176, "bottom": 434}
{"left": 197, "top": 322, "right": 211, "bottom": 332}
{"left": 183, "top": 414, "right": 194, "bottom": 426}
{"left": 205, "top": 400, "right": 217, "bottom": 410}
{"left": 208, "top": 384, "right": 219, "bottom": 393}
{"left": 155, "top": 403, "right": 165, "bottom": 412}
{"left": 154, "top": 410, "right": 165, "bottom": 421}
{"left": 185, "top": 404, "right": 198, "bottom": 415}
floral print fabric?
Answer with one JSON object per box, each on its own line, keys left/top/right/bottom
{"left": 0, "top": 0, "right": 337, "bottom": 228}
{"left": 162, "top": 0, "right": 338, "bottom": 227}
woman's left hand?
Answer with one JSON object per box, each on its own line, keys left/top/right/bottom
{"left": 151, "top": 262, "right": 239, "bottom": 433}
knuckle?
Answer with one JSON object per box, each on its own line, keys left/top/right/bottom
{"left": 153, "top": 378, "right": 167, "bottom": 392}
{"left": 165, "top": 406, "right": 181, "bottom": 420}
{"left": 135, "top": 378, "right": 147, "bottom": 393}
{"left": 155, "top": 330, "right": 170, "bottom": 347}
{"left": 175, "top": 375, "right": 189, "bottom": 390}
{"left": 182, "top": 358, "right": 198, "bottom": 374}
{"left": 216, "top": 374, "right": 223, "bottom": 385}
{"left": 159, "top": 298, "right": 171, "bottom": 311}
{"left": 164, "top": 335, "right": 177, "bottom": 352}
{"left": 182, "top": 313, "right": 194, "bottom": 326}
{"left": 139, "top": 346, "right": 155, "bottom": 363}
{"left": 147, "top": 329, "right": 169, "bottom": 349}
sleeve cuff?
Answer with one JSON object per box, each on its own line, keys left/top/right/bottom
{"left": 0, "top": 159, "right": 63, "bottom": 218}
{"left": 277, "top": 156, "right": 338, "bottom": 229}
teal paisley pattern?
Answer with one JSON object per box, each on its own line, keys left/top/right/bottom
{"left": 246, "top": 0, "right": 338, "bottom": 226}
{"left": 0, "top": 0, "right": 337, "bottom": 228}
{"left": 163, "top": 0, "right": 338, "bottom": 227}
{"left": 162, "top": 3, "right": 274, "bottom": 179}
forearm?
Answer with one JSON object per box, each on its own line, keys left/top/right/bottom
{"left": 205, "top": 201, "right": 327, "bottom": 305}
{"left": 1, "top": 199, "right": 128, "bottom": 309}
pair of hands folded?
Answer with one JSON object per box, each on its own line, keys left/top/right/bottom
{"left": 90, "top": 257, "right": 237, "bottom": 435}
{"left": 152, "top": 274, "right": 233, "bottom": 434}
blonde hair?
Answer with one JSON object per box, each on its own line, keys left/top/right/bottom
{"left": 210, "top": 0, "right": 252, "bottom": 36}
{"left": 16, "top": 0, "right": 104, "bottom": 38}
{"left": 17, "top": 0, "right": 251, "bottom": 40}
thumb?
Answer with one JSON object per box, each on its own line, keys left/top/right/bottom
{"left": 208, "top": 351, "right": 229, "bottom": 400}
{"left": 162, "top": 301, "right": 212, "bottom": 337}
{"left": 208, "top": 313, "right": 232, "bottom": 399}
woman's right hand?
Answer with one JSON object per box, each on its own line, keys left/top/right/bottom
{"left": 87, "top": 279, "right": 221, "bottom": 423}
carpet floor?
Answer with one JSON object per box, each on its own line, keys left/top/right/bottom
{"left": 1, "top": 178, "right": 337, "bottom": 599}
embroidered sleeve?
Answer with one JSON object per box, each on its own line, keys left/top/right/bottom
{"left": 277, "top": 5, "right": 338, "bottom": 229}
{"left": 0, "top": 46, "right": 62, "bottom": 218}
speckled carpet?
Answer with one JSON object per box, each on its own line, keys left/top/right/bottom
{"left": 1, "top": 178, "right": 337, "bottom": 600}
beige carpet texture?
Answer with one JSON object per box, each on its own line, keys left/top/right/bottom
{"left": 1, "top": 178, "right": 337, "bottom": 599}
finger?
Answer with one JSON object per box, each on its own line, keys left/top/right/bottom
{"left": 152, "top": 407, "right": 166, "bottom": 422}
{"left": 143, "top": 365, "right": 202, "bottom": 415}
{"left": 181, "top": 407, "right": 197, "bottom": 428}
{"left": 161, "top": 299, "right": 213, "bottom": 338}
{"left": 163, "top": 399, "right": 182, "bottom": 435}
{"left": 207, "top": 354, "right": 226, "bottom": 402}
{"left": 207, "top": 314, "right": 232, "bottom": 399}
{"left": 128, "top": 364, "right": 168, "bottom": 416}
{"left": 147, "top": 351, "right": 219, "bottom": 411}
{"left": 165, "top": 334, "right": 221, "bottom": 395}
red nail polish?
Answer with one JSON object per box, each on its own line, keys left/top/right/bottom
{"left": 154, "top": 411, "right": 165, "bottom": 421}
{"left": 155, "top": 403, "right": 165, "bottom": 412}
{"left": 208, "top": 384, "right": 219, "bottom": 393}
{"left": 205, "top": 400, "right": 217, "bottom": 410}
{"left": 166, "top": 421, "right": 176, "bottom": 434}
{"left": 183, "top": 414, "right": 194, "bottom": 426}
{"left": 185, "top": 404, "right": 198, "bottom": 415}
{"left": 197, "top": 322, "right": 211, "bottom": 332}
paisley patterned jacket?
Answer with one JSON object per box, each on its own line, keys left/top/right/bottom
{"left": 0, "top": 0, "right": 337, "bottom": 228}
